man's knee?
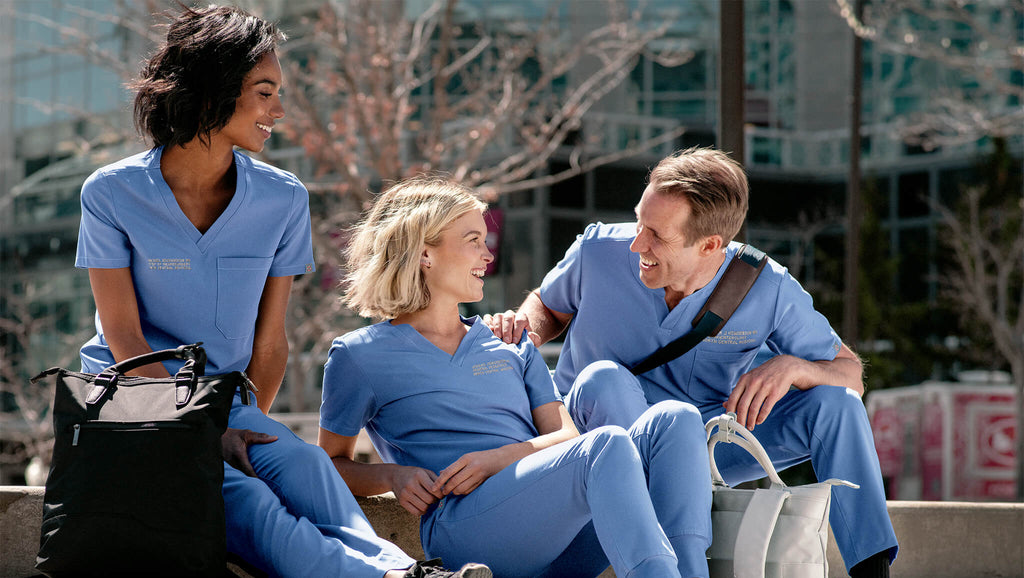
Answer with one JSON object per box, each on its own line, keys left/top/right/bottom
{"left": 794, "top": 387, "right": 877, "bottom": 457}
{"left": 639, "top": 400, "right": 704, "bottom": 433}
{"left": 801, "top": 385, "right": 869, "bottom": 421}
{"left": 575, "top": 360, "right": 635, "bottom": 392}
{"left": 569, "top": 361, "right": 648, "bottom": 431}
{"left": 571, "top": 360, "right": 645, "bottom": 406}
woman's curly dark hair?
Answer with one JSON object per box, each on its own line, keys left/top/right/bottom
{"left": 131, "top": 4, "right": 286, "bottom": 148}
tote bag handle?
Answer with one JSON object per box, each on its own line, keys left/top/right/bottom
{"left": 89, "top": 343, "right": 208, "bottom": 407}
{"left": 706, "top": 412, "right": 787, "bottom": 488}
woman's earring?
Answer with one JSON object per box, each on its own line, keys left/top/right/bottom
{"left": 422, "top": 259, "right": 431, "bottom": 268}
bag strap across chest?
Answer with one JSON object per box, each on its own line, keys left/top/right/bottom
{"left": 630, "top": 244, "right": 768, "bottom": 376}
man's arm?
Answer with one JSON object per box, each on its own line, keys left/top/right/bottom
{"left": 725, "top": 343, "right": 864, "bottom": 430}
{"left": 484, "top": 289, "right": 573, "bottom": 346}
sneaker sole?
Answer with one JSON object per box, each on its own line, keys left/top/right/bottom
{"left": 458, "top": 564, "right": 492, "bottom": 578}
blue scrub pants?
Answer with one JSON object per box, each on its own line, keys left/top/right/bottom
{"left": 224, "top": 395, "right": 414, "bottom": 578}
{"left": 566, "top": 361, "right": 899, "bottom": 573}
{"left": 421, "top": 402, "right": 711, "bottom": 578}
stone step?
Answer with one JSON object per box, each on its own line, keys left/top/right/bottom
{"left": 2, "top": 486, "right": 1021, "bottom": 577}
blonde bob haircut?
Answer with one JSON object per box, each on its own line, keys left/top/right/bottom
{"left": 343, "top": 176, "right": 487, "bottom": 320}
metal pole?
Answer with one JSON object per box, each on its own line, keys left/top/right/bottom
{"left": 719, "top": 0, "right": 745, "bottom": 240}
{"left": 843, "top": 0, "right": 864, "bottom": 346}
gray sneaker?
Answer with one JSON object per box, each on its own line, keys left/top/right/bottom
{"left": 403, "top": 558, "right": 492, "bottom": 578}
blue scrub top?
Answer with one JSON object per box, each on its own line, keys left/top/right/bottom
{"left": 76, "top": 147, "right": 315, "bottom": 374}
{"left": 539, "top": 223, "right": 842, "bottom": 408}
{"left": 320, "top": 316, "right": 562, "bottom": 475}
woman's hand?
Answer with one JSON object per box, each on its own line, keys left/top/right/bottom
{"left": 221, "top": 427, "right": 278, "bottom": 477}
{"left": 432, "top": 448, "right": 512, "bottom": 497}
{"left": 429, "top": 402, "right": 577, "bottom": 498}
{"left": 391, "top": 466, "right": 443, "bottom": 516}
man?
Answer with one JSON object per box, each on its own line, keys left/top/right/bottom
{"left": 486, "top": 147, "right": 897, "bottom": 577}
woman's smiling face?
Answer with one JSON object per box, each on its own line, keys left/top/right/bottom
{"left": 216, "top": 51, "right": 285, "bottom": 152}
{"left": 422, "top": 209, "right": 494, "bottom": 306}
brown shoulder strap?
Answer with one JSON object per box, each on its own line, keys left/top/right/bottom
{"left": 630, "top": 244, "right": 768, "bottom": 375}
{"left": 691, "top": 244, "right": 768, "bottom": 337}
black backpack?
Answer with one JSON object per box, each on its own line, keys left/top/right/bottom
{"left": 32, "top": 344, "right": 250, "bottom": 577}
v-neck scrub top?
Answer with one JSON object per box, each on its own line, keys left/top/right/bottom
{"left": 76, "top": 147, "right": 315, "bottom": 375}
{"left": 320, "top": 316, "right": 561, "bottom": 476}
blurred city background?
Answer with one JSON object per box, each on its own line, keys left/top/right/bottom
{"left": 1, "top": 0, "right": 1021, "bottom": 502}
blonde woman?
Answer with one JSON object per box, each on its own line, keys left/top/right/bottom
{"left": 318, "top": 176, "right": 711, "bottom": 578}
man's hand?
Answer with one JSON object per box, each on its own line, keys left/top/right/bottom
{"left": 221, "top": 427, "right": 277, "bottom": 477}
{"left": 724, "top": 354, "right": 806, "bottom": 430}
{"left": 391, "top": 466, "right": 442, "bottom": 516}
{"left": 432, "top": 448, "right": 511, "bottom": 497}
{"left": 483, "top": 310, "right": 539, "bottom": 346}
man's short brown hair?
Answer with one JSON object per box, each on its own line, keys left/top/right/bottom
{"left": 648, "top": 147, "right": 748, "bottom": 243}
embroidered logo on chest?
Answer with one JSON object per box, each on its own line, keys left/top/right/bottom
{"left": 472, "top": 360, "right": 513, "bottom": 376}
{"left": 147, "top": 258, "right": 191, "bottom": 271}
{"left": 704, "top": 330, "right": 758, "bottom": 346}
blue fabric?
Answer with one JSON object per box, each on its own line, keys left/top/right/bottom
{"left": 541, "top": 223, "right": 898, "bottom": 570}
{"left": 225, "top": 396, "right": 413, "bottom": 578}
{"left": 76, "top": 147, "right": 315, "bottom": 375}
{"left": 321, "top": 318, "right": 713, "bottom": 578}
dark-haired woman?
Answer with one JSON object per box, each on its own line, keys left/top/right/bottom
{"left": 75, "top": 5, "right": 487, "bottom": 578}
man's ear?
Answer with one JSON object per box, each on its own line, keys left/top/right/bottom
{"left": 699, "top": 235, "right": 724, "bottom": 256}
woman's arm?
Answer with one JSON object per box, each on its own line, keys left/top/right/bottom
{"left": 245, "top": 275, "right": 294, "bottom": 414}
{"left": 221, "top": 274, "right": 289, "bottom": 470}
{"left": 88, "top": 268, "right": 168, "bottom": 377}
{"left": 318, "top": 427, "right": 441, "bottom": 516}
{"left": 432, "top": 401, "right": 579, "bottom": 497}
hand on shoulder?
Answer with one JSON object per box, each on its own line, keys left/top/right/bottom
{"left": 483, "top": 310, "right": 539, "bottom": 346}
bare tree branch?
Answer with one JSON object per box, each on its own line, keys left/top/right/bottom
{"left": 11, "top": 0, "right": 692, "bottom": 414}
{"left": 834, "top": 0, "right": 1024, "bottom": 148}
{"left": 932, "top": 171, "right": 1024, "bottom": 497}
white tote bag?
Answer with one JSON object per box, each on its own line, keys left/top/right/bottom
{"left": 705, "top": 413, "right": 858, "bottom": 578}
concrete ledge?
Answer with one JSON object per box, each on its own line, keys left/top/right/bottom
{"left": 2, "top": 486, "right": 1021, "bottom": 578}
{"left": 0, "top": 486, "right": 422, "bottom": 578}
{"left": 355, "top": 493, "right": 424, "bottom": 561}
{"left": 1, "top": 486, "right": 42, "bottom": 578}
{"left": 832, "top": 500, "right": 1024, "bottom": 578}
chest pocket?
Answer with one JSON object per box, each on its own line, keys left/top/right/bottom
{"left": 693, "top": 348, "right": 756, "bottom": 398}
{"left": 216, "top": 257, "right": 273, "bottom": 340}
